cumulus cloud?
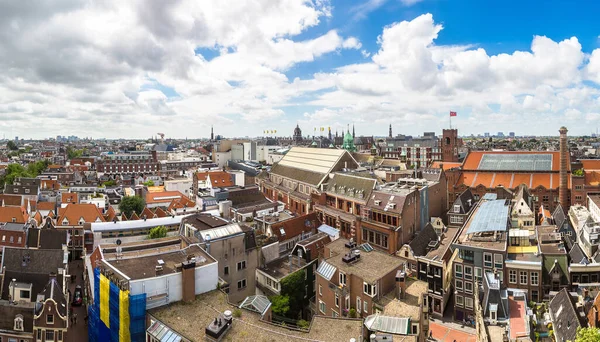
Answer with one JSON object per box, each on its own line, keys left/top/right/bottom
{"left": 0, "top": 5, "right": 599, "bottom": 138}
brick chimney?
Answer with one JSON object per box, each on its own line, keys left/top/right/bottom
{"left": 559, "top": 126, "right": 569, "bottom": 211}
{"left": 181, "top": 259, "right": 196, "bottom": 303}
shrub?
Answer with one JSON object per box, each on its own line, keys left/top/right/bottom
{"left": 297, "top": 319, "right": 310, "bottom": 329}
{"left": 233, "top": 309, "right": 242, "bottom": 318}
{"left": 348, "top": 308, "right": 357, "bottom": 318}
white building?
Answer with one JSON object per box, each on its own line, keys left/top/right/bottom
{"left": 164, "top": 178, "right": 194, "bottom": 198}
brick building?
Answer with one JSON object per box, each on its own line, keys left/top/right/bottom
{"left": 96, "top": 151, "right": 159, "bottom": 175}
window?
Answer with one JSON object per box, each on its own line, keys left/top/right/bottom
{"left": 542, "top": 195, "right": 549, "bottom": 202}
{"left": 14, "top": 315, "right": 23, "bottom": 331}
{"left": 266, "top": 278, "right": 272, "bottom": 287}
{"left": 509, "top": 270, "right": 517, "bottom": 284}
{"left": 454, "top": 205, "right": 461, "bottom": 213}
{"left": 363, "top": 282, "right": 377, "bottom": 297}
{"left": 464, "top": 266, "right": 473, "bottom": 280}
{"left": 237, "top": 261, "right": 246, "bottom": 271}
{"left": 319, "top": 284, "right": 322, "bottom": 296}
{"left": 224, "top": 266, "right": 229, "bottom": 275}
{"left": 576, "top": 195, "right": 582, "bottom": 201}
{"left": 465, "top": 281, "right": 473, "bottom": 294}
{"left": 335, "top": 293, "right": 339, "bottom": 308}
{"left": 339, "top": 272, "right": 347, "bottom": 286}
{"left": 364, "top": 299, "right": 368, "bottom": 313}
{"left": 456, "top": 295, "right": 464, "bottom": 307}
{"left": 494, "top": 254, "right": 503, "bottom": 269}
{"left": 465, "top": 297, "right": 474, "bottom": 309}
{"left": 484, "top": 253, "right": 492, "bottom": 268}
{"left": 520, "top": 271, "right": 528, "bottom": 285}
{"left": 531, "top": 290, "right": 539, "bottom": 302}
{"left": 319, "top": 300, "right": 326, "bottom": 314}
{"left": 531, "top": 272, "right": 539, "bottom": 286}
{"left": 47, "top": 314, "right": 54, "bottom": 324}
{"left": 19, "top": 290, "right": 30, "bottom": 299}
{"left": 356, "top": 297, "right": 362, "bottom": 313}
{"left": 45, "top": 331, "right": 55, "bottom": 341}
{"left": 455, "top": 264, "right": 463, "bottom": 278}
{"left": 455, "top": 280, "right": 463, "bottom": 291}
{"left": 475, "top": 267, "right": 482, "bottom": 282}
{"left": 237, "top": 279, "right": 246, "bottom": 290}
{"left": 332, "top": 310, "right": 339, "bottom": 318}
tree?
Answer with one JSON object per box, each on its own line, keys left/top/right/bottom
{"left": 573, "top": 168, "right": 584, "bottom": 177}
{"left": 6, "top": 141, "right": 17, "bottom": 150}
{"left": 0, "top": 160, "right": 49, "bottom": 188}
{"left": 66, "top": 147, "right": 83, "bottom": 160}
{"left": 143, "top": 180, "right": 155, "bottom": 186}
{"left": 279, "top": 270, "right": 307, "bottom": 319}
{"left": 576, "top": 327, "right": 600, "bottom": 341}
{"left": 148, "top": 226, "right": 167, "bottom": 239}
{"left": 102, "top": 180, "right": 117, "bottom": 187}
{"left": 119, "top": 196, "right": 145, "bottom": 217}
{"left": 269, "top": 295, "right": 290, "bottom": 317}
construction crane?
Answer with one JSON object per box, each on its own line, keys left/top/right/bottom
{"left": 157, "top": 133, "right": 165, "bottom": 144}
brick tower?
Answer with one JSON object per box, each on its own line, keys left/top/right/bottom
{"left": 559, "top": 126, "right": 569, "bottom": 211}
{"left": 442, "top": 129, "right": 459, "bottom": 162}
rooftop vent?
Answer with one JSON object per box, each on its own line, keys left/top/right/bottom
{"left": 205, "top": 311, "right": 233, "bottom": 340}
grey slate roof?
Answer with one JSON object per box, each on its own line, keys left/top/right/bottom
{"left": 549, "top": 288, "right": 585, "bottom": 342}
{"left": 408, "top": 223, "right": 438, "bottom": 257}
{"left": 0, "top": 301, "right": 34, "bottom": 333}
{"left": 326, "top": 173, "right": 377, "bottom": 202}
{"left": 453, "top": 189, "right": 476, "bottom": 215}
{"left": 270, "top": 163, "right": 326, "bottom": 186}
{"left": 569, "top": 243, "right": 589, "bottom": 264}
{"left": 36, "top": 277, "right": 67, "bottom": 316}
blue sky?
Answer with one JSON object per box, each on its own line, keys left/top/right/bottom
{"left": 2, "top": 0, "right": 600, "bottom": 138}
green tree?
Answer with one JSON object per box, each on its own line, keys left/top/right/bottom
{"left": 143, "top": 180, "right": 155, "bottom": 186}
{"left": 269, "top": 295, "right": 290, "bottom": 317}
{"left": 279, "top": 269, "right": 307, "bottom": 319}
{"left": 119, "top": 196, "right": 145, "bottom": 217}
{"left": 66, "top": 147, "right": 83, "bottom": 160}
{"left": 573, "top": 168, "right": 584, "bottom": 177}
{"left": 102, "top": 180, "right": 117, "bottom": 187}
{"left": 6, "top": 141, "right": 17, "bottom": 150}
{"left": 148, "top": 226, "right": 167, "bottom": 239}
{"left": 576, "top": 327, "right": 600, "bottom": 341}
{"left": 0, "top": 160, "right": 49, "bottom": 188}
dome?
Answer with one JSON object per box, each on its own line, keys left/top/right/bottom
{"left": 342, "top": 132, "right": 356, "bottom": 152}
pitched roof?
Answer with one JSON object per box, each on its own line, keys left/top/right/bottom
{"left": 458, "top": 171, "right": 568, "bottom": 190}
{"left": 37, "top": 202, "right": 56, "bottom": 211}
{"left": 549, "top": 288, "right": 585, "bottom": 342}
{"left": 452, "top": 189, "right": 476, "bottom": 215}
{"left": 431, "top": 161, "right": 462, "bottom": 171}
{"left": 569, "top": 243, "right": 589, "bottom": 264}
{"left": 56, "top": 203, "right": 105, "bottom": 225}
{"left": 145, "top": 191, "right": 185, "bottom": 205}
{"left": 167, "top": 196, "right": 197, "bottom": 211}
{"left": 326, "top": 173, "right": 377, "bottom": 203}
{"left": 203, "top": 171, "right": 235, "bottom": 188}
{"left": 0, "top": 194, "right": 23, "bottom": 206}
{"left": 462, "top": 151, "right": 564, "bottom": 171}
{"left": 36, "top": 277, "right": 67, "bottom": 316}
{"left": 0, "top": 206, "right": 29, "bottom": 224}
{"left": 270, "top": 212, "right": 319, "bottom": 242}
{"left": 61, "top": 192, "right": 78, "bottom": 204}
{"left": 408, "top": 223, "right": 439, "bottom": 257}
{"left": 553, "top": 204, "right": 567, "bottom": 228}
{"left": 270, "top": 163, "right": 326, "bottom": 186}
{"left": 104, "top": 206, "right": 117, "bottom": 221}
{"left": 0, "top": 303, "right": 34, "bottom": 333}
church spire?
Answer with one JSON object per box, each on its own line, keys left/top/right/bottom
{"left": 352, "top": 124, "right": 355, "bottom": 139}
{"left": 211, "top": 125, "right": 214, "bottom": 141}
{"left": 389, "top": 123, "right": 392, "bottom": 138}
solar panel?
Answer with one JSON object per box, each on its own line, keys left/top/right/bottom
{"left": 478, "top": 154, "right": 553, "bottom": 171}
{"left": 466, "top": 200, "right": 509, "bottom": 234}
{"left": 360, "top": 243, "right": 374, "bottom": 252}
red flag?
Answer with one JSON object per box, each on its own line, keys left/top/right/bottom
{"left": 450, "top": 111, "right": 457, "bottom": 117}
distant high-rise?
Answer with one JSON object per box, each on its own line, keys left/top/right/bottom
{"left": 389, "top": 124, "right": 392, "bottom": 138}
{"left": 211, "top": 126, "right": 214, "bottom": 141}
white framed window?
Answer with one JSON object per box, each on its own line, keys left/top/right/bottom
{"left": 465, "top": 281, "right": 473, "bottom": 294}
{"left": 47, "top": 314, "right": 54, "bottom": 324}
{"left": 363, "top": 299, "right": 368, "bottom": 313}
{"left": 237, "top": 279, "right": 246, "bottom": 289}
{"left": 520, "top": 271, "right": 528, "bottom": 285}
{"left": 339, "top": 272, "right": 347, "bottom": 286}
{"left": 455, "top": 264, "right": 463, "bottom": 278}
{"left": 494, "top": 254, "right": 503, "bottom": 269}
{"left": 319, "top": 284, "right": 322, "bottom": 296}
{"left": 345, "top": 295, "right": 350, "bottom": 310}
{"left": 456, "top": 295, "right": 464, "bottom": 307}
{"left": 46, "top": 331, "right": 55, "bottom": 341}
{"left": 464, "top": 266, "right": 473, "bottom": 280}
{"left": 319, "top": 300, "right": 326, "bottom": 314}
{"left": 531, "top": 272, "right": 539, "bottom": 286}
{"left": 332, "top": 310, "right": 338, "bottom": 318}
{"left": 453, "top": 205, "right": 461, "bottom": 213}
{"left": 465, "top": 297, "right": 474, "bottom": 309}
{"left": 357, "top": 297, "right": 362, "bottom": 313}
{"left": 335, "top": 293, "right": 339, "bottom": 308}
{"left": 484, "top": 253, "right": 492, "bottom": 268}
{"left": 509, "top": 270, "right": 517, "bottom": 284}
{"left": 14, "top": 315, "right": 23, "bottom": 331}
{"left": 475, "top": 267, "right": 482, "bottom": 282}
{"left": 237, "top": 260, "right": 246, "bottom": 271}
{"left": 363, "top": 282, "right": 377, "bottom": 297}
{"left": 456, "top": 279, "right": 463, "bottom": 291}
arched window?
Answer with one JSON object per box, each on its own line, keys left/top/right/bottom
{"left": 445, "top": 137, "right": 451, "bottom": 145}
{"left": 14, "top": 314, "right": 23, "bottom": 331}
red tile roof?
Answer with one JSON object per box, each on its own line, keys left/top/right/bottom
{"left": 61, "top": 192, "right": 78, "bottom": 204}
{"left": 581, "top": 159, "right": 600, "bottom": 170}
{"left": 270, "top": 213, "right": 319, "bottom": 242}
{"left": 431, "top": 161, "right": 462, "bottom": 171}
{"left": 458, "top": 171, "right": 568, "bottom": 190}
{"left": 37, "top": 202, "right": 55, "bottom": 211}
{"left": 56, "top": 204, "right": 105, "bottom": 226}
{"left": 0, "top": 194, "right": 22, "bottom": 207}
{"left": 168, "top": 197, "right": 196, "bottom": 211}
{"left": 0, "top": 206, "right": 29, "bottom": 223}
{"left": 196, "top": 171, "right": 234, "bottom": 188}
{"left": 145, "top": 191, "right": 185, "bottom": 205}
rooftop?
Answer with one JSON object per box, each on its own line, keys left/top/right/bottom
{"left": 89, "top": 214, "right": 189, "bottom": 232}
{"left": 323, "top": 238, "right": 403, "bottom": 283}
{"left": 148, "top": 290, "right": 363, "bottom": 342}
{"left": 259, "top": 254, "right": 308, "bottom": 280}
{"left": 377, "top": 278, "right": 427, "bottom": 321}
{"left": 424, "top": 227, "right": 459, "bottom": 261}
{"left": 103, "top": 244, "right": 215, "bottom": 281}
{"left": 455, "top": 200, "right": 509, "bottom": 251}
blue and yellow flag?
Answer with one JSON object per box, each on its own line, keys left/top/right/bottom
{"left": 100, "top": 273, "right": 110, "bottom": 328}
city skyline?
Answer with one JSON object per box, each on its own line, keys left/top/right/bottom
{"left": 2, "top": 1, "right": 600, "bottom": 138}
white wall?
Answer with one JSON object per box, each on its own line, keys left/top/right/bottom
{"left": 228, "top": 171, "right": 245, "bottom": 187}
{"left": 231, "top": 145, "right": 244, "bottom": 161}
{"left": 215, "top": 151, "right": 231, "bottom": 168}
{"left": 164, "top": 179, "right": 193, "bottom": 198}
{"left": 129, "top": 261, "right": 218, "bottom": 309}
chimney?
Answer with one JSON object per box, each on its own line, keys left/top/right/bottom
{"left": 396, "top": 269, "right": 406, "bottom": 299}
{"left": 181, "top": 259, "right": 196, "bottom": 303}
{"left": 559, "top": 126, "right": 569, "bottom": 211}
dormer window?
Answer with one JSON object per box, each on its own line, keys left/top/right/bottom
{"left": 79, "top": 217, "right": 86, "bottom": 225}
{"left": 14, "top": 314, "right": 24, "bottom": 331}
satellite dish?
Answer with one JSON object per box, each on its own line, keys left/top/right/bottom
{"left": 116, "top": 239, "right": 122, "bottom": 246}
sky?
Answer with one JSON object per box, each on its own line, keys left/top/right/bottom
{"left": 2, "top": 0, "right": 600, "bottom": 139}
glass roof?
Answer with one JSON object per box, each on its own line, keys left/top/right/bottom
{"left": 466, "top": 200, "right": 509, "bottom": 234}
{"left": 478, "top": 154, "right": 553, "bottom": 171}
